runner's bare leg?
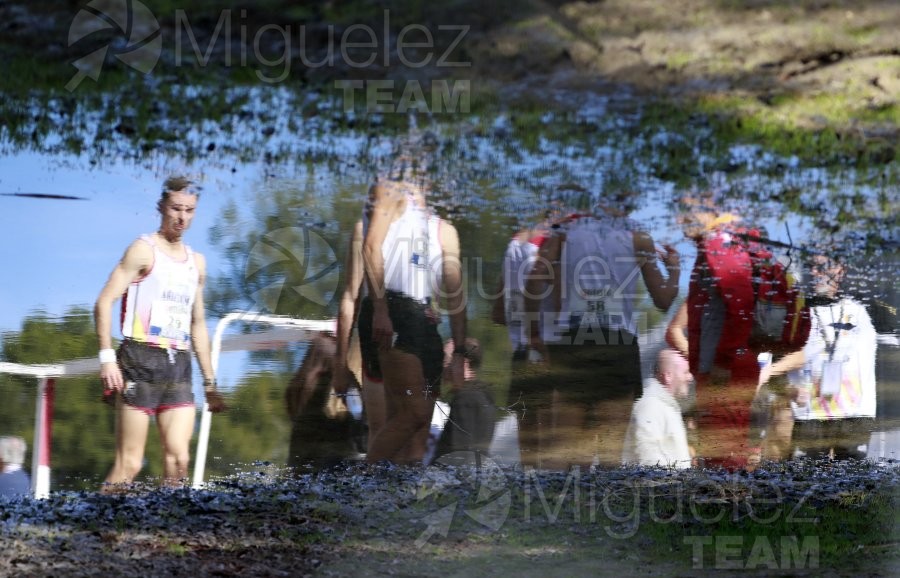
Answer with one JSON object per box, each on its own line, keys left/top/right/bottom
{"left": 157, "top": 406, "right": 196, "bottom": 486}
{"left": 104, "top": 398, "right": 150, "bottom": 487}
{"left": 367, "top": 349, "right": 433, "bottom": 464}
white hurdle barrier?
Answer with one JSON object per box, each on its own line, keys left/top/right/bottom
{"left": 0, "top": 358, "right": 98, "bottom": 499}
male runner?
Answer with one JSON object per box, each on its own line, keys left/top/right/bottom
{"left": 95, "top": 175, "right": 226, "bottom": 488}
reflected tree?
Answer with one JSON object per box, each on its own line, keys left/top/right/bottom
{"left": 204, "top": 371, "right": 293, "bottom": 479}
{"left": 0, "top": 307, "right": 129, "bottom": 490}
{"left": 207, "top": 176, "right": 367, "bottom": 321}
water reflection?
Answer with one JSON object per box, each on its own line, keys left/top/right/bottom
{"left": 621, "top": 349, "right": 693, "bottom": 469}
{"left": 285, "top": 333, "right": 364, "bottom": 470}
{"left": 1, "top": 91, "right": 898, "bottom": 491}
{"left": 670, "top": 195, "right": 804, "bottom": 469}
{"left": 432, "top": 338, "right": 497, "bottom": 464}
{"left": 276, "top": 177, "right": 897, "bottom": 474}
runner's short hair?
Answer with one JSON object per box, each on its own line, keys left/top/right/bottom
{"left": 160, "top": 175, "right": 200, "bottom": 206}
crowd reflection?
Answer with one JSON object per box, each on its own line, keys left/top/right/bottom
{"left": 283, "top": 182, "right": 889, "bottom": 474}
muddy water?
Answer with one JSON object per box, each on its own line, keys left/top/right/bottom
{"left": 0, "top": 88, "right": 897, "bottom": 491}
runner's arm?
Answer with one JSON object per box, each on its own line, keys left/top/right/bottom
{"left": 331, "top": 220, "right": 365, "bottom": 395}
{"left": 635, "top": 231, "right": 679, "bottom": 312}
{"left": 761, "top": 349, "right": 805, "bottom": 383}
{"left": 665, "top": 301, "right": 689, "bottom": 356}
{"left": 490, "top": 272, "right": 506, "bottom": 325}
{"left": 94, "top": 239, "right": 153, "bottom": 390}
{"left": 440, "top": 221, "right": 467, "bottom": 391}
{"left": 191, "top": 253, "right": 226, "bottom": 413}
{"left": 524, "top": 234, "right": 560, "bottom": 346}
{"left": 362, "top": 182, "right": 403, "bottom": 349}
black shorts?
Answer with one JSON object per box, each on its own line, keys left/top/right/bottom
{"left": 114, "top": 339, "right": 195, "bottom": 415}
{"left": 358, "top": 291, "right": 444, "bottom": 396}
{"left": 508, "top": 326, "right": 642, "bottom": 409}
{"left": 508, "top": 326, "right": 642, "bottom": 468}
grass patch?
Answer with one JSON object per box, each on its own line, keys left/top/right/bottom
{"left": 2, "top": 0, "right": 898, "bottom": 174}
{"left": 492, "top": 462, "right": 900, "bottom": 571}
{"left": 663, "top": 93, "right": 900, "bottom": 170}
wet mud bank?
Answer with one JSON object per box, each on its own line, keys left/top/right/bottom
{"left": 0, "top": 0, "right": 897, "bottom": 167}
{"left": 1, "top": 460, "right": 898, "bottom": 577}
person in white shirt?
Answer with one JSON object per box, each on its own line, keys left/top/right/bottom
{"left": 759, "top": 254, "right": 877, "bottom": 459}
{"left": 360, "top": 172, "right": 467, "bottom": 464}
{"left": 0, "top": 435, "right": 31, "bottom": 497}
{"left": 622, "top": 349, "right": 694, "bottom": 469}
{"left": 520, "top": 205, "right": 680, "bottom": 468}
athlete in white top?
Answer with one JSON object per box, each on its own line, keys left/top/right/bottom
{"left": 362, "top": 177, "right": 467, "bottom": 464}
{"left": 119, "top": 233, "right": 199, "bottom": 350}
{"left": 526, "top": 212, "right": 680, "bottom": 350}
{"left": 492, "top": 227, "right": 548, "bottom": 358}
{"left": 95, "top": 176, "right": 226, "bottom": 489}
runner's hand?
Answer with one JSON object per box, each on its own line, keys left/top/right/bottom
{"left": 450, "top": 353, "right": 465, "bottom": 392}
{"left": 372, "top": 307, "right": 394, "bottom": 350}
{"left": 100, "top": 362, "right": 124, "bottom": 392}
{"left": 206, "top": 390, "right": 228, "bottom": 413}
{"left": 658, "top": 244, "right": 680, "bottom": 270}
{"left": 329, "top": 364, "right": 350, "bottom": 396}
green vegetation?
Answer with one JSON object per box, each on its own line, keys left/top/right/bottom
{"left": 0, "top": 308, "right": 124, "bottom": 489}
{"left": 690, "top": 93, "right": 899, "bottom": 167}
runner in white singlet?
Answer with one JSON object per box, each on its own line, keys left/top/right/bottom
{"left": 95, "top": 176, "right": 226, "bottom": 490}
{"left": 361, "top": 178, "right": 468, "bottom": 464}
{"left": 518, "top": 207, "right": 680, "bottom": 468}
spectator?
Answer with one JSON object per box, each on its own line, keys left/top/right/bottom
{"left": 622, "top": 349, "right": 694, "bottom": 469}
{"left": 759, "top": 254, "right": 877, "bottom": 459}
{"left": 286, "top": 333, "right": 364, "bottom": 469}
{"left": 0, "top": 436, "right": 31, "bottom": 498}
{"left": 491, "top": 217, "right": 553, "bottom": 362}
{"left": 433, "top": 338, "right": 497, "bottom": 461}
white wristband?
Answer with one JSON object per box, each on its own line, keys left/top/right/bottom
{"left": 99, "top": 348, "right": 117, "bottom": 364}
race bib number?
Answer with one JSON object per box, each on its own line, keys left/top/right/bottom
{"left": 585, "top": 298, "right": 606, "bottom": 314}
{"left": 149, "top": 299, "right": 191, "bottom": 341}
{"left": 572, "top": 292, "right": 610, "bottom": 327}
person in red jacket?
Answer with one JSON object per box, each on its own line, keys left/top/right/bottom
{"left": 673, "top": 195, "right": 808, "bottom": 469}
